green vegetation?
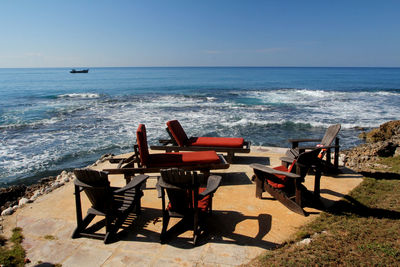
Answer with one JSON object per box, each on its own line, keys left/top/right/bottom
{"left": 377, "top": 155, "right": 400, "bottom": 173}
{"left": 249, "top": 176, "right": 400, "bottom": 266}
{"left": 0, "top": 227, "right": 26, "bottom": 267}
{"left": 44, "top": 235, "right": 57, "bottom": 240}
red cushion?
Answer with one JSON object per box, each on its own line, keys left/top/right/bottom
{"left": 197, "top": 187, "right": 211, "bottom": 212}
{"left": 266, "top": 160, "right": 297, "bottom": 189}
{"left": 167, "top": 187, "right": 211, "bottom": 212}
{"left": 268, "top": 165, "right": 289, "bottom": 189}
{"left": 136, "top": 124, "right": 149, "bottom": 166}
{"left": 167, "top": 120, "right": 189, "bottom": 146}
{"left": 189, "top": 137, "right": 244, "bottom": 148}
{"left": 147, "top": 151, "right": 220, "bottom": 167}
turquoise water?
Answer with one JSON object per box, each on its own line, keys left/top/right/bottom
{"left": 1, "top": 67, "right": 399, "bottom": 185}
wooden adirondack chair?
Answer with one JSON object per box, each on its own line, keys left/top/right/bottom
{"left": 72, "top": 168, "right": 148, "bottom": 243}
{"left": 251, "top": 149, "right": 322, "bottom": 216}
{"left": 283, "top": 124, "right": 341, "bottom": 172}
{"left": 157, "top": 168, "right": 222, "bottom": 245}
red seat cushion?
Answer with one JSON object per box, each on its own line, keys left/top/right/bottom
{"left": 148, "top": 151, "right": 220, "bottom": 167}
{"left": 167, "top": 120, "right": 189, "bottom": 146}
{"left": 267, "top": 160, "right": 297, "bottom": 189}
{"left": 167, "top": 187, "right": 211, "bottom": 213}
{"left": 189, "top": 136, "right": 244, "bottom": 148}
{"left": 268, "top": 165, "right": 288, "bottom": 189}
{"left": 197, "top": 187, "right": 211, "bottom": 212}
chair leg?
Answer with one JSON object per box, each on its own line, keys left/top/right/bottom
{"left": 226, "top": 152, "right": 234, "bottom": 163}
{"left": 193, "top": 210, "right": 199, "bottom": 246}
{"left": 193, "top": 189, "right": 200, "bottom": 246}
{"left": 254, "top": 175, "right": 264, "bottom": 198}
{"left": 295, "top": 179, "right": 303, "bottom": 208}
{"left": 72, "top": 213, "right": 96, "bottom": 239}
{"left": 313, "top": 169, "right": 321, "bottom": 200}
{"left": 160, "top": 212, "right": 170, "bottom": 243}
{"left": 135, "top": 197, "right": 142, "bottom": 215}
{"left": 104, "top": 216, "right": 114, "bottom": 244}
{"left": 160, "top": 188, "right": 170, "bottom": 243}
{"left": 334, "top": 137, "right": 339, "bottom": 170}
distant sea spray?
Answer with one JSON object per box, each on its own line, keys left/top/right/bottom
{"left": 0, "top": 67, "right": 399, "bottom": 185}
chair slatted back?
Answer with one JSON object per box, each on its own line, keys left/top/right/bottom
{"left": 160, "top": 168, "right": 194, "bottom": 185}
{"left": 166, "top": 120, "right": 190, "bottom": 146}
{"left": 320, "top": 124, "right": 341, "bottom": 146}
{"left": 296, "top": 149, "right": 322, "bottom": 177}
{"left": 160, "top": 168, "right": 197, "bottom": 212}
{"left": 74, "top": 169, "right": 111, "bottom": 212}
{"left": 136, "top": 124, "right": 150, "bottom": 166}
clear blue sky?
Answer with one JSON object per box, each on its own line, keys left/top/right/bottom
{"left": 1, "top": 0, "right": 399, "bottom": 67}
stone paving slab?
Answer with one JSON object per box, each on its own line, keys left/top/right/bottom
{"left": 2, "top": 147, "right": 363, "bottom": 266}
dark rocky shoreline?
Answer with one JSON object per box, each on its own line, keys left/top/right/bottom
{"left": 0, "top": 176, "right": 56, "bottom": 213}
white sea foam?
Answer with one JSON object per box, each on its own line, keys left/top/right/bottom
{"left": 58, "top": 93, "right": 100, "bottom": 99}
{"left": 0, "top": 117, "right": 61, "bottom": 130}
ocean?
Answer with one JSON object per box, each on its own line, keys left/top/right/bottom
{"left": 1, "top": 67, "right": 399, "bottom": 186}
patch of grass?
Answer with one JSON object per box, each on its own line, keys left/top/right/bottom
{"left": 44, "top": 235, "right": 57, "bottom": 240}
{"left": 248, "top": 176, "right": 400, "bottom": 266}
{"left": 377, "top": 155, "right": 400, "bottom": 173}
{"left": 0, "top": 227, "right": 26, "bottom": 267}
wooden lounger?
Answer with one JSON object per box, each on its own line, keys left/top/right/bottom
{"left": 150, "top": 120, "right": 251, "bottom": 163}
{"left": 104, "top": 124, "right": 230, "bottom": 183}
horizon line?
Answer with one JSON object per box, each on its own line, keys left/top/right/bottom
{"left": 1, "top": 65, "right": 400, "bottom": 69}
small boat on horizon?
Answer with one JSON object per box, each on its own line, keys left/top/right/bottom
{"left": 70, "top": 69, "right": 89, "bottom": 73}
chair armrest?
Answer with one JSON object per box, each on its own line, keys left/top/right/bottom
{"left": 288, "top": 138, "right": 321, "bottom": 143}
{"left": 250, "top": 163, "right": 300, "bottom": 179}
{"left": 108, "top": 158, "right": 123, "bottom": 164}
{"left": 74, "top": 179, "right": 88, "bottom": 188}
{"left": 199, "top": 175, "right": 222, "bottom": 198}
{"left": 280, "top": 156, "right": 294, "bottom": 164}
{"left": 155, "top": 181, "right": 162, "bottom": 198}
{"left": 114, "top": 174, "right": 149, "bottom": 193}
{"left": 108, "top": 154, "right": 136, "bottom": 164}
{"left": 244, "top": 141, "right": 251, "bottom": 149}
{"left": 315, "top": 144, "right": 340, "bottom": 149}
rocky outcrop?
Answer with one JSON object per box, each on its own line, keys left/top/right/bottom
{"left": 342, "top": 120, "right": 400, "bottom": 173}
{"left": 358, "top": 120, "right": 400, "bottom": 143}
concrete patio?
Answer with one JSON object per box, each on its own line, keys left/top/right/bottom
{"left": 2, "top": 147, "right": 363, "bottom": 266}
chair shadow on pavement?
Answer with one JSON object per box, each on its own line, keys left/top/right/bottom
{"left": 218, "top": 172, "right": 253, "bottom": 185}
{"left": 233, "top": 155, "right": 270, "bottom": 165}
{"left": 100, "top": 207, "right": 279, "bottom": 249}
{"left": 203, "top": 211, "right": 278, "bottom": 249}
